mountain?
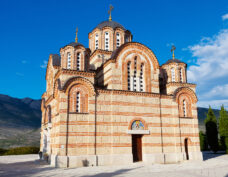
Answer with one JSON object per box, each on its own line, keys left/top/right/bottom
{"left": 0, "top": 94, "right": 224, "bottom": 149}
{"left": 0, "top": 94, "right": 41, "bottom": 149}
{"left": 197, "top": 107, "right": 221, "bottom": 132}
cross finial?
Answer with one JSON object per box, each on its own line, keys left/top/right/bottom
{"left": 171, "top": 45, "right": 176, "bottom": 59}
{"left": 108, "top": 5, "right": 114, "bottom": 21}
{"left": 75, "top": 27, "right": 78, "bottom": 43}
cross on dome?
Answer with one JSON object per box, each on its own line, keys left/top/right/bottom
{"left": 108, "top": 5, "right": 114, "bottom": 21}
{"left": 171, "top": 45, "right": 176, "bottom": 59}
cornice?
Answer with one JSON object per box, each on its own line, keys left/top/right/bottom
{"left": 54, "top": 69, "right": 96, "bottom": 80}
{"left": 97, "top": 89, "right": 172, "bottom": 98}
{"left": 167, "top": 82, "right": 196, "bottom": 88}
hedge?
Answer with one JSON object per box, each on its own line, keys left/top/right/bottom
{"left": 0, "top": 147, "right": 40, "bottom": 156}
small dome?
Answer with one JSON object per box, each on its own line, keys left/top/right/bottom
{"left": 165, "top": 59, "right": 184, "bottom": 64}
{"left": 96, "top": 20, "right": 126, "bottom": 30}
{"left": 61, "top": 42, "right": 85, "bottom": 49}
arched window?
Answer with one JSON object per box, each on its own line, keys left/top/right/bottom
{"left": 126, "top": 57, "right": 146, "bottom": 92}
{"left": 171, "top": 68, "right": 175, "bottom": 82}
{"left": 69, "top": 85, "right": 89, "bottom": 113}
{"left": 127, "top": 62, "right": 131, "bottom": 91}
{"left": 133, "top": 58, "right": 137, "bottom": 91}
{"left": 116, "top": 33, "right": 120, "bottom": 48}
{"left": 67, "top": 52, "right": 71, "bottom": 69}
{"left": 183, "top": 100, "right": 187, "bottom": 117}
{"left": 76, "top": 92, "right": 80, "bottom": 113}
{"left": 180, "top": 68, "right": 183, "bottom": 83}
{"left": 140, "top": 64, "right": 144, "bottom": 91}
{"left": 105, "top": 32, "right": 109, "bottom": 51}
{"left": 95, "top": 34, "right": 99, "bottom": 50}
{"left": 76, "top": 53, "right": 81, "bottom": 70}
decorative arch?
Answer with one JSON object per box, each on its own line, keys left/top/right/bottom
{"left": 62, "top": 77, "right": 95, "bottom": 96}
{"left": 113, "top": 42, "right": 160, "bottom": 71}
{"left": 128, "top": 118, "right": 148, "bottom": 130}
{"left": 122, "top": 52, "right": 151, "bottom": 92}
{"left": 174, "top": 87, "right": 197, "bottom": 118}
{"left": 174, "top": 87, "right": 198, "bottom": 104}
{"left": 53, "top": 79, "right": 61, "bottom": 98}
{"left": 68, "top": 84, "right": 89, "bottom": 113}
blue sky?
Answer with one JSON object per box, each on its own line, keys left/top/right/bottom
{"left": 0, "top": 0, "right": 228, "bottom": 109}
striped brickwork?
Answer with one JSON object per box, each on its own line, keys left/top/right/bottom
{"left": 41, "top": 32, "right": 202, "bottom": 167}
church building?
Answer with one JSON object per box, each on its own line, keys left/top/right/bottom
{"left": 40, "top": 8, "right": 202, "bottom": 168}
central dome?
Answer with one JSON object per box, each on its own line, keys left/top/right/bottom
{"left": 96, "top": 20, "right": 126, "bottom": 30}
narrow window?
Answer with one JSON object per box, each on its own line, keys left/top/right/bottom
{"left": 105, "top": 32, "right": 109, "bottom": 51}
{"left": 183, "top": 100, "right": 187, "bottom": 117}
{"left": 76, "top": 92, "right": 80, "bottom": 113}
{"left": 48, "top": 107, "right": 51, "bottom": 123}
{"left": 67, "top": 52, "right": 71, "bottom": 69}
{"left": 127, "top": 62, "right": 131, "bottom": 91}
{"left": 140, "top": 64, "right": 144, "bottom": 91}
{"left": 171, "top": 68, "right": 175, "bottom": 82}
{"left": 77, "top": 53, "right": 81, "bottom": 70}
{"left": 95, "top": 34, "right": 99, "bottom": 50}
{"left": 116, "top": 33, "right": 120, "bottom": 48}
{"left": 133, "top": 58, "right": 137, "bottom": 91}
{"left": 180, "top": 68, "right": 183, "bottom": 83}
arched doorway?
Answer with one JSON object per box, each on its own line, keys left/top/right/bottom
{"left": 184, "top": 138, "right": 189, "bottom": 160}
{"left": 132, "top": 135, "right": 142, "bottom": 162}
{"left": 131, "top": 120, "right": 144, "bottom": 162}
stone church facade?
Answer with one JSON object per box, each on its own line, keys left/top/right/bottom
{"left": 40, "top": 17, "right": 202, "bottom": 167}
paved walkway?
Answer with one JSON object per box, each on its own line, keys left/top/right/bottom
{"left": 0, "top": 152, "right": 228, "bottom": 177}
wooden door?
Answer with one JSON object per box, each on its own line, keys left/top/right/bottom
{"left": 184, "top": 138, "right": 189, "bottom": 160}
{"left": 132, "top": 135, "right": 142, "bottom": 162}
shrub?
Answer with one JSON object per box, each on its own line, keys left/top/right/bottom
{"left": 0, "top": 148, "right": 8, "bottom": 155}
{"left": 2, "top": 147, "right": 40, "bottom": 155}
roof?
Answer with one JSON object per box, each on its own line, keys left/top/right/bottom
{"left": 61, "top": 42, "right": 85, "bottom": 49}
{"left": 95, "top": 20, "right": 126, "bottom": 30}
{"left": 165, "top": 58, "right": 185, "bottom": 65}
{"left": 52, "top": 54, "right": 60, "bottom": 66}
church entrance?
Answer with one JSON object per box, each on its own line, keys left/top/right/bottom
{"left": 184, "top": 138, "right": 189, "bottom": 160}
{"left": 132, "top": 135, "right": 142, "bottom": 162}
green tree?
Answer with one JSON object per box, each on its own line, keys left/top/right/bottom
{"left": 219, "top": 105, "right": 228, "bottom": 153}
{"left": 205, "top": 106, "right": 219, "bottom": 153}
{"left": 199, "top": 131, "right": 208, "bottom": 151}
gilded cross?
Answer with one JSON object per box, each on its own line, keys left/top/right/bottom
{"left": 75, "top": 27, "right": 78, "bottom": 43}
{"left": 171, "top": 45, "right": 176, "bottom": 59}
{"left": 108, "top": 5, "right": 114, "bottom": 21}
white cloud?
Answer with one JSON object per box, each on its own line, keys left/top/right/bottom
{"left": 198, "top": 99, "right": 228, "bottom": 110}
{"left": 203, "top": 84, "right": 228, "bottom": 98}
{"left": 40, "top": 60, "right": 48, "bottom": 69}
{"left": 222, "top": 13, "right": 228, "bottom": 21}
{"left": 187, "top": 29, "right": 228, "bottom": 109}
{"left": 188, "top": 29, "right": 228, "bottom": 82}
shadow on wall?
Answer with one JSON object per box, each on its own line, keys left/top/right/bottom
{"left": 202, "top": 151, "right": 226, "bottom": 161}
{"left": 80, "top": 167, "right": 142, "bottom": 177}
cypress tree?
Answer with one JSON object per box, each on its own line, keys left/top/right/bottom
{"left": 205, "top": 106, "right": 219, "bottom": 153}
{"left": 219, "top": 105, "right": 228, "bottom": 153}
{"left": 199, "top": 131, "right": 208, "bottom": 151}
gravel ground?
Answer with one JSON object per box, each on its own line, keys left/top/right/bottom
{"left": 0, "top": 152, "right": 228, "bottom": 177}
